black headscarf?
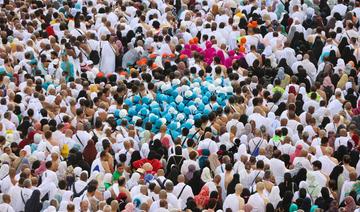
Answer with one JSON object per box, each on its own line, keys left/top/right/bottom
{"left": 295, "top": 94, "right": 304, "bottom": 115}
{"left": 187, "top": 170, "right": 205, "bottom": 195}
{"left": 277, "top": 58, "right": 293, "bottom": 76}
{"left": 329, "top": 165, "right": 344, "bottom": 183}
{"left": 299, "top": 197, "right": 312, "bottom": 211}
{"left": 319, "top": 0, "right": 331, "bottom": 19}
{"left": 338, "top": 37, "right": 349, "bottom": 57}
{"left": 315, "top": 187, "right": 334, "bottom": 210}
{"left": 25, "top": 189, "right": 42, "bottom": 212}
{"left": 311, "top": 36, "right": 324, "bottom": 65}
{"left": 277, "top": 191, "right": 293, "bottom": 212}
{"left": 345, "top": 88, "right": 358, "bottom": 108}
{"left": 293, "top": 168, "right": 307, "bottom": 186}
{"left": 279, "top": 172, "right": 297, "bottom": 198}
{"left": 226, "top": 173, "right": 240, "bottom": 195}
{"left": 334, "top": 145, "right": 348, "bottom": 162}
{"left": 130, "top": 151, "right": 142, "bottom": 169}
{"left": 241, "top": 188, "right": 251, "bottom": 203}
{"left": 266, "top": 202, "right": 275, "bottom": 212}
{"left": 149, "top": 139, "right": 165, "bottom": 159}
{"left": 328, "top": 50, "right": 338, "bottom": 66}
{"left": 319, "top": 117, "right": 331, "bottom": 129}
{"left": 342, "top": 46, "right": 357, "bottom": 64}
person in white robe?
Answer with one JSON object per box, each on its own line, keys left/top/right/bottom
{"left": 247, "top": 182, "right": 269, "bottom": 212}
{"left": 339, "top": 172, "right": 358, "bottom": 204}
{"left": 318, "top": 148, "right": 338, "bottom": 176}
{"left": 99, "top": 36, "right": 116, "bottom": 75}
{"left": 173, "top": 175, "right": 194, "bottom": 210}
{"left": 223, "top": 184, "right": 245, "bottom": 211}
{"left": 0, "top": 194, "right": 15, "bottom": 212}
{"left": 269, "top": 150, "right": 288, "bottom": 185}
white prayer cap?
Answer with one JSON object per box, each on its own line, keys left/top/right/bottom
{"left": 74, "top": 167, "right": 82, "bottom": 177}
{"left": 296, "top": 54, "right": 303, "bottom": 61}
{"left": 81, "top": 170, "right": 88, "bottom": 177}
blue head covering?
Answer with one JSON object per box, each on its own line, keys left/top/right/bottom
{"left": 168, "top": 122, "right": 178, "bottom": 130}
{"left": 164, "top": 113, "right": 172, "bottom": 122}
{"left": 202, "top": 96, "right": 209, "bottom": 104}
{"left": 197, "top": 103, "right": 205, "bottom": 111}
{"left": 124, "top": 99, "right": 133, "bottom": 107}
{"left": 149, "top": 114, "right": 158, "bottom": 123}
{"left": 128, "top": 107, "right": 137, "bottom": 116}
{"left": 142, "top": 96, "right": 151, "bottom": 104}
{"left": 114, "top": 109, "right": 120, "bottom": 118}
{"left": 139, "top": 108, "right": 149, "bottom": 116}
{"left": 184, "top": 107, "right": 191, "bottom": 116}
{"left": 155, "top": 119, "right": 163, "bottom": 129}
{"left": 75, "top": 3, "right": 81, "bottom": 10}
{"left": 133, "top": 95, "right": 141, "bottom": 104}
{"left": 177, "top": 103, "right": 185, "bottom": 112}
{"left": 171, "top": 90, "right": 178, "bottom": 97}
{"left": 151, "top": 107, "right": 160, "bottom": 115}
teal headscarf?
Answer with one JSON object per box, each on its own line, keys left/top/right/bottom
{"left": 275, "top": 2, "right": 285, "bottom": 19}
{"left": 310, "top": 205, "right": 318, "bottom": 212}
{"left": 289, "top": 203, "right": 298, "bottom": 212}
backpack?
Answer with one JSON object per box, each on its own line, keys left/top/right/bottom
{"left": 251, "top": 139, "right": 264, "bottom": 157}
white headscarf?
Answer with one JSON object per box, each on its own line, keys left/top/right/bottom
{"left": 74, "top": 167, "right": 82, "bottom": 178}
{"left": 126, "top": 173, "right": 141, "bottom": 190}
{"left": 140, "top": 143, "right": 150, "bottom": 158}
{"left": 201, "top": 167, "right": 213, "bottom": 183}
{"left": 23, "top": 145, "right": 32, "bottom": 157}
{"left": 234, "top": 143, "right": 249, "bottom": 161}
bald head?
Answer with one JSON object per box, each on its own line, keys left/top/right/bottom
{"left": 177, "top": 175, "right": 185, "bottom": 183}
{"left": 157, "top": 169, "right": 165, "bottom": 176}
{"left": 140, "top": 185, "right": 148, "bottom": 195}
{"left": 159, "top": 190, "right": 167, "bottom": 200}
{"left": 2, "top": 194, "right": 10, "bottom": 204}
{"left": 235, "top": 184, "right": 243, "bottom": 195}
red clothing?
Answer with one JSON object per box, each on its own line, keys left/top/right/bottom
{"left": 46, "top": 26, "right": 56, "bottom": 37}
{"left": 132, "top": 158, "right": 162, "bottom": 172}
{"left": 18, "top": 131, "right": 36, "bottom": 149}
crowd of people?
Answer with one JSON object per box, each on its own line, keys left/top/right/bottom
{"left": 1, "top": 0, "right": 360, "bottom": 211}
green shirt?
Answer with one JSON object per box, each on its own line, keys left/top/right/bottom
{"left": 112, "top": 170, "right": 123, "bottom": 181}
